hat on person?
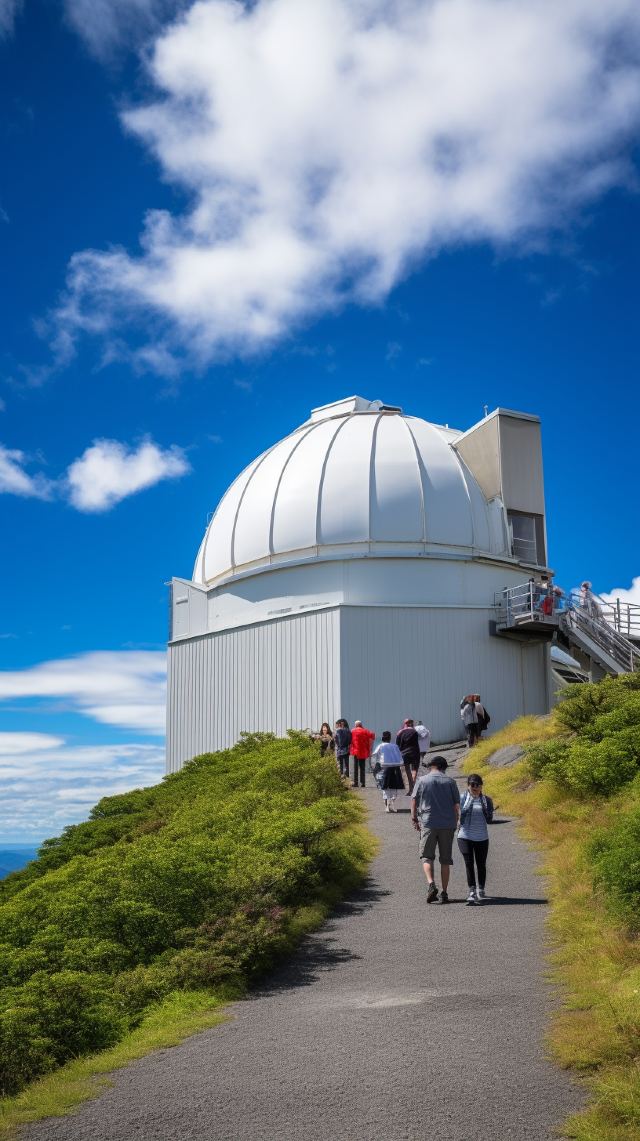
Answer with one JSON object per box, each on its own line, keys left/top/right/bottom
{"left": 428, "top": 755, "right": 448, "bottom": 770}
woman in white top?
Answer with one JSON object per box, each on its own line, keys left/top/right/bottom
{"left": 457, "top": 773, "right": 494, "bottom": 904}
{"left": 371, "top": 732, "right": 404, "bottom": 812}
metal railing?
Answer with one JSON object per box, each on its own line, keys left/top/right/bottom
{"left": 494, "top": 580, "right": 561, "bottom": 625}
{"left": 562, "top": 600, "right": 638, "bottom": 674}
{"left": 494, "top": 582, "right": 640, "bottom": 674}
{"left": 568, "top": 590, "right": 640, "bottom": 640}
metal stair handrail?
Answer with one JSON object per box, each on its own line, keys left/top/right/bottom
{"left": 562, "top": 601, "right": 638, "bottom": 674}
{"left": 494, "top": 581, "right": 640, "bottom": 674}
{"left": 569, "top": 589, "right": 640, "bottom": 640}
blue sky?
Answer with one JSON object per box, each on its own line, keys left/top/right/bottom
{"left": 1, "top": 0, "right": 639, "bottom": 841}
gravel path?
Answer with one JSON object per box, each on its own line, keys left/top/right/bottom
{"left": 25, "top": 751, "right": 583, "bottom": 1141}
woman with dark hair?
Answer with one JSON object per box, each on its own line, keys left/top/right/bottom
{"left": 334, "top": 719, "right": 352, "bottom": 780}
{"left": 314, "top": 722, "right": 335, "bottom": 757}
{"left": 457, "top": 773, "right": 494, "bottom": 904}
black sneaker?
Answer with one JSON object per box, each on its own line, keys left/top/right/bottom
{"left": 439, "top": 890, "right": 449, "bottom": 904}
{"left": 427, "top": 883, "right": 439, "bottom": 904}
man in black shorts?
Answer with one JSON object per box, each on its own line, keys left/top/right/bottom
{"left": 411, "top": 756, "right": 460, "bottom": 904}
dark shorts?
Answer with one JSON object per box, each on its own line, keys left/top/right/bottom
{"left": 419, "top": 826, "right": 456, "bottom": 865}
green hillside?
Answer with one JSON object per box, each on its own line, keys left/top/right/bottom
{"left": 0, "top": 732, "right": 371, "bottom": 1097}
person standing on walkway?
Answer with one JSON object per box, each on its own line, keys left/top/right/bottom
{"left": 350, "top": 720, "right": 375, "bottom": 788}
{"left": 314, "top": 723, "right": 335, "bottom": 757}
{"left": 411, "top": 756, "right": 460, "bottom": 904}
{"left": 415, "top": 718, "right": 431, "bottom": 772}
{"left": 334, "top": 719, "right": 352, "bottom": 780}
{"left": 457, "top": 773, "right": 494, "bottom": 905}
{"left": 371, "top": 731, "right": 404, "bottom": 812}
{"left": 396, "top": 718, "right": 421, "bottom": 793}
{"left": 460, "top": 696, "right": 480, "bottom": 748}
{"left": 474, "top": 696, "right": 490, "bottom": 740}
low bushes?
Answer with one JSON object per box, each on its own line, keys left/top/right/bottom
{"left": 526, "top": 674, "right": 640, "bottom": 796}
{"left": 0, "top": 732, "right": 372, "bottom": 1097}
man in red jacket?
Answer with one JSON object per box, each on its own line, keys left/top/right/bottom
{"left": 350, "top": 720, "right": 375, "bottom": 788}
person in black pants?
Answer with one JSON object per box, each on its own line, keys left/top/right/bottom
{"left": 396, "top": 718, "right": 421, "bottom": 793}
{"left": 457, "top": 773, "right": 494, "bottom": 904}
{"left": 334, "top": 719, "right": 352, "bottom": 780}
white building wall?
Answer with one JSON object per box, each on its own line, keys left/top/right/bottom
{"left": 166, "top": 600, "right": 549, "bottom": 770}
{"left": 166, "top": 607, "right": 341, "bottom": 771}
{"left": 339, "top": 605, "right": 549, "bottom": 745}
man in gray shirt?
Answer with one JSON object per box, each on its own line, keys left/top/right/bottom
{"left": 411, "top": 756, "right": 460, "bottom": 904}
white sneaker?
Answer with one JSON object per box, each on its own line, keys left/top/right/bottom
{"left": 384, "top": 802, "right": 390, "bottom": 812}
{"left": 466, "top": 890, "right": 477, "bottom": 905}
{"left": 477, "top": 888, "right": 486, "bottom": 900}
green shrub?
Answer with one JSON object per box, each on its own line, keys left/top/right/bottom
{"left": 526, "top": 675, "right": 640, "bottom": 796}
{"left": 0, "top": 732, "right": 370, "bottom": 1095}
{"left": 588, "top": 786, "right": 640, "bottom": 926}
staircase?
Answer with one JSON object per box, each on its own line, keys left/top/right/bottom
{"left": 494, "top": 582, "right": 640, "bottom": 677}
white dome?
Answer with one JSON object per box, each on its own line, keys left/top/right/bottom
{"left": 194, "top": 397, "right": 505, "bottom": 586}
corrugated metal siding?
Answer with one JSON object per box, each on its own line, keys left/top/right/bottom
{"left": 339, "top": 606, "right": 548, "bottom": 744}
{"left": 166, "top": 607, "right": 341, "bottom": 771}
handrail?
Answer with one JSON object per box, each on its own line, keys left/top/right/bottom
{"left": 568, "top": 589, "right": 640, "bottom": 639}
{"left": 494, "top": 581, "right": 640, "bottom": 674}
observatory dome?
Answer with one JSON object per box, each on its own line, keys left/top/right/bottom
{"left": 194, "top": 396, "right": 506, "bottom": 587}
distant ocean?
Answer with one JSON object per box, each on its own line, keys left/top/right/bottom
{"left": 0, "top": 845, "right": 40, "bottom": 879}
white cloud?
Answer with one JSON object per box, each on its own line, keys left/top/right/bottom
{"left": 0, "top": 437, "right": 190, "bottom": 511}
{"left": 0, "top": 445, "right": 53, "bottom": 500}
{"left": 65, "top": 437, "right": 190, "bottom": 512}
{"left": 54, "top": 0, "right": 640, "bottom": 370}
{"left": 0, "top": 650, "right": 167, "bottom": 734}
{"left": 0, "top": 732, "right": 65, "bottom": 755}
{"left": 600, "top": 576, "right": 640, "bottom": 607}
{"left": 62, "top": 0, "right": 185, "bottom": 59}
{"left": 0, "top": 739, "right": 165, "bottom": 841}
{"left": 0, "top": 0, "right": 21, "bottom": 37}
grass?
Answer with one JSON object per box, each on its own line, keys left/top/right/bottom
{"left": 465, "top": 717, "right": 640, "bottom": 1141}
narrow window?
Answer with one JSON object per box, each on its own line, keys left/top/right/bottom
{"left": 508, "top": 512, "right": 537, "bottom": 564}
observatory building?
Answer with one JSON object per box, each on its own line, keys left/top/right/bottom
{"left": 166, "top": 396, "right": 552, "bottom": 772}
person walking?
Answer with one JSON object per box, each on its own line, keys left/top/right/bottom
{"left": 371, "top": 731, "right": 404, "bottom": 812}
{"left": 314, "top": 722, "right": 335, "bottom": 757}
{"left": 474, "top": 696, "right": 490, "bottom": 740}
{"left": 334, "top": 719, "right": 352, "bottom": 780}
{"left": 411, "top": 756, "right": 460, "bottom": 904}
{"left": 457, "top": 773, "right": 494, "bottom": 904}
{"left": 350, "top": 720, "right": 375, "bottom": 788}
{"left": 460, "top": 696, "right": 480, "bottom": 748}
{"left": 396, "top": 718, "right": 421, "bottom": 793}
{"left": 415, "top": 718, "right": 431, "bottom": 773}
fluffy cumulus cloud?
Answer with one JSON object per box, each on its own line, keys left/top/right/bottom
{"left": 0, "top": 735, "right": 165, "bottom": 840}
{"left": 0, "top": 650, "right": 167, "bottom": 733}
{"left": 0, "top": 437, "right": 190, "bottom": 510}
{"left": 65, "top": 437, "right": 190, "bottom": 512}
{"left": 54, "top": 0, "right": 640, "bottom": 368}
{"left": 601, "top": 576, "right": 640, "bottom": 607}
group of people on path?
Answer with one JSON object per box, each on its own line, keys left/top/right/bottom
{"left": 313, "top": 703, "right": 494, "bottom": 905}
{"left": 315, "top": 717, "right": 431, "bottom": 805}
